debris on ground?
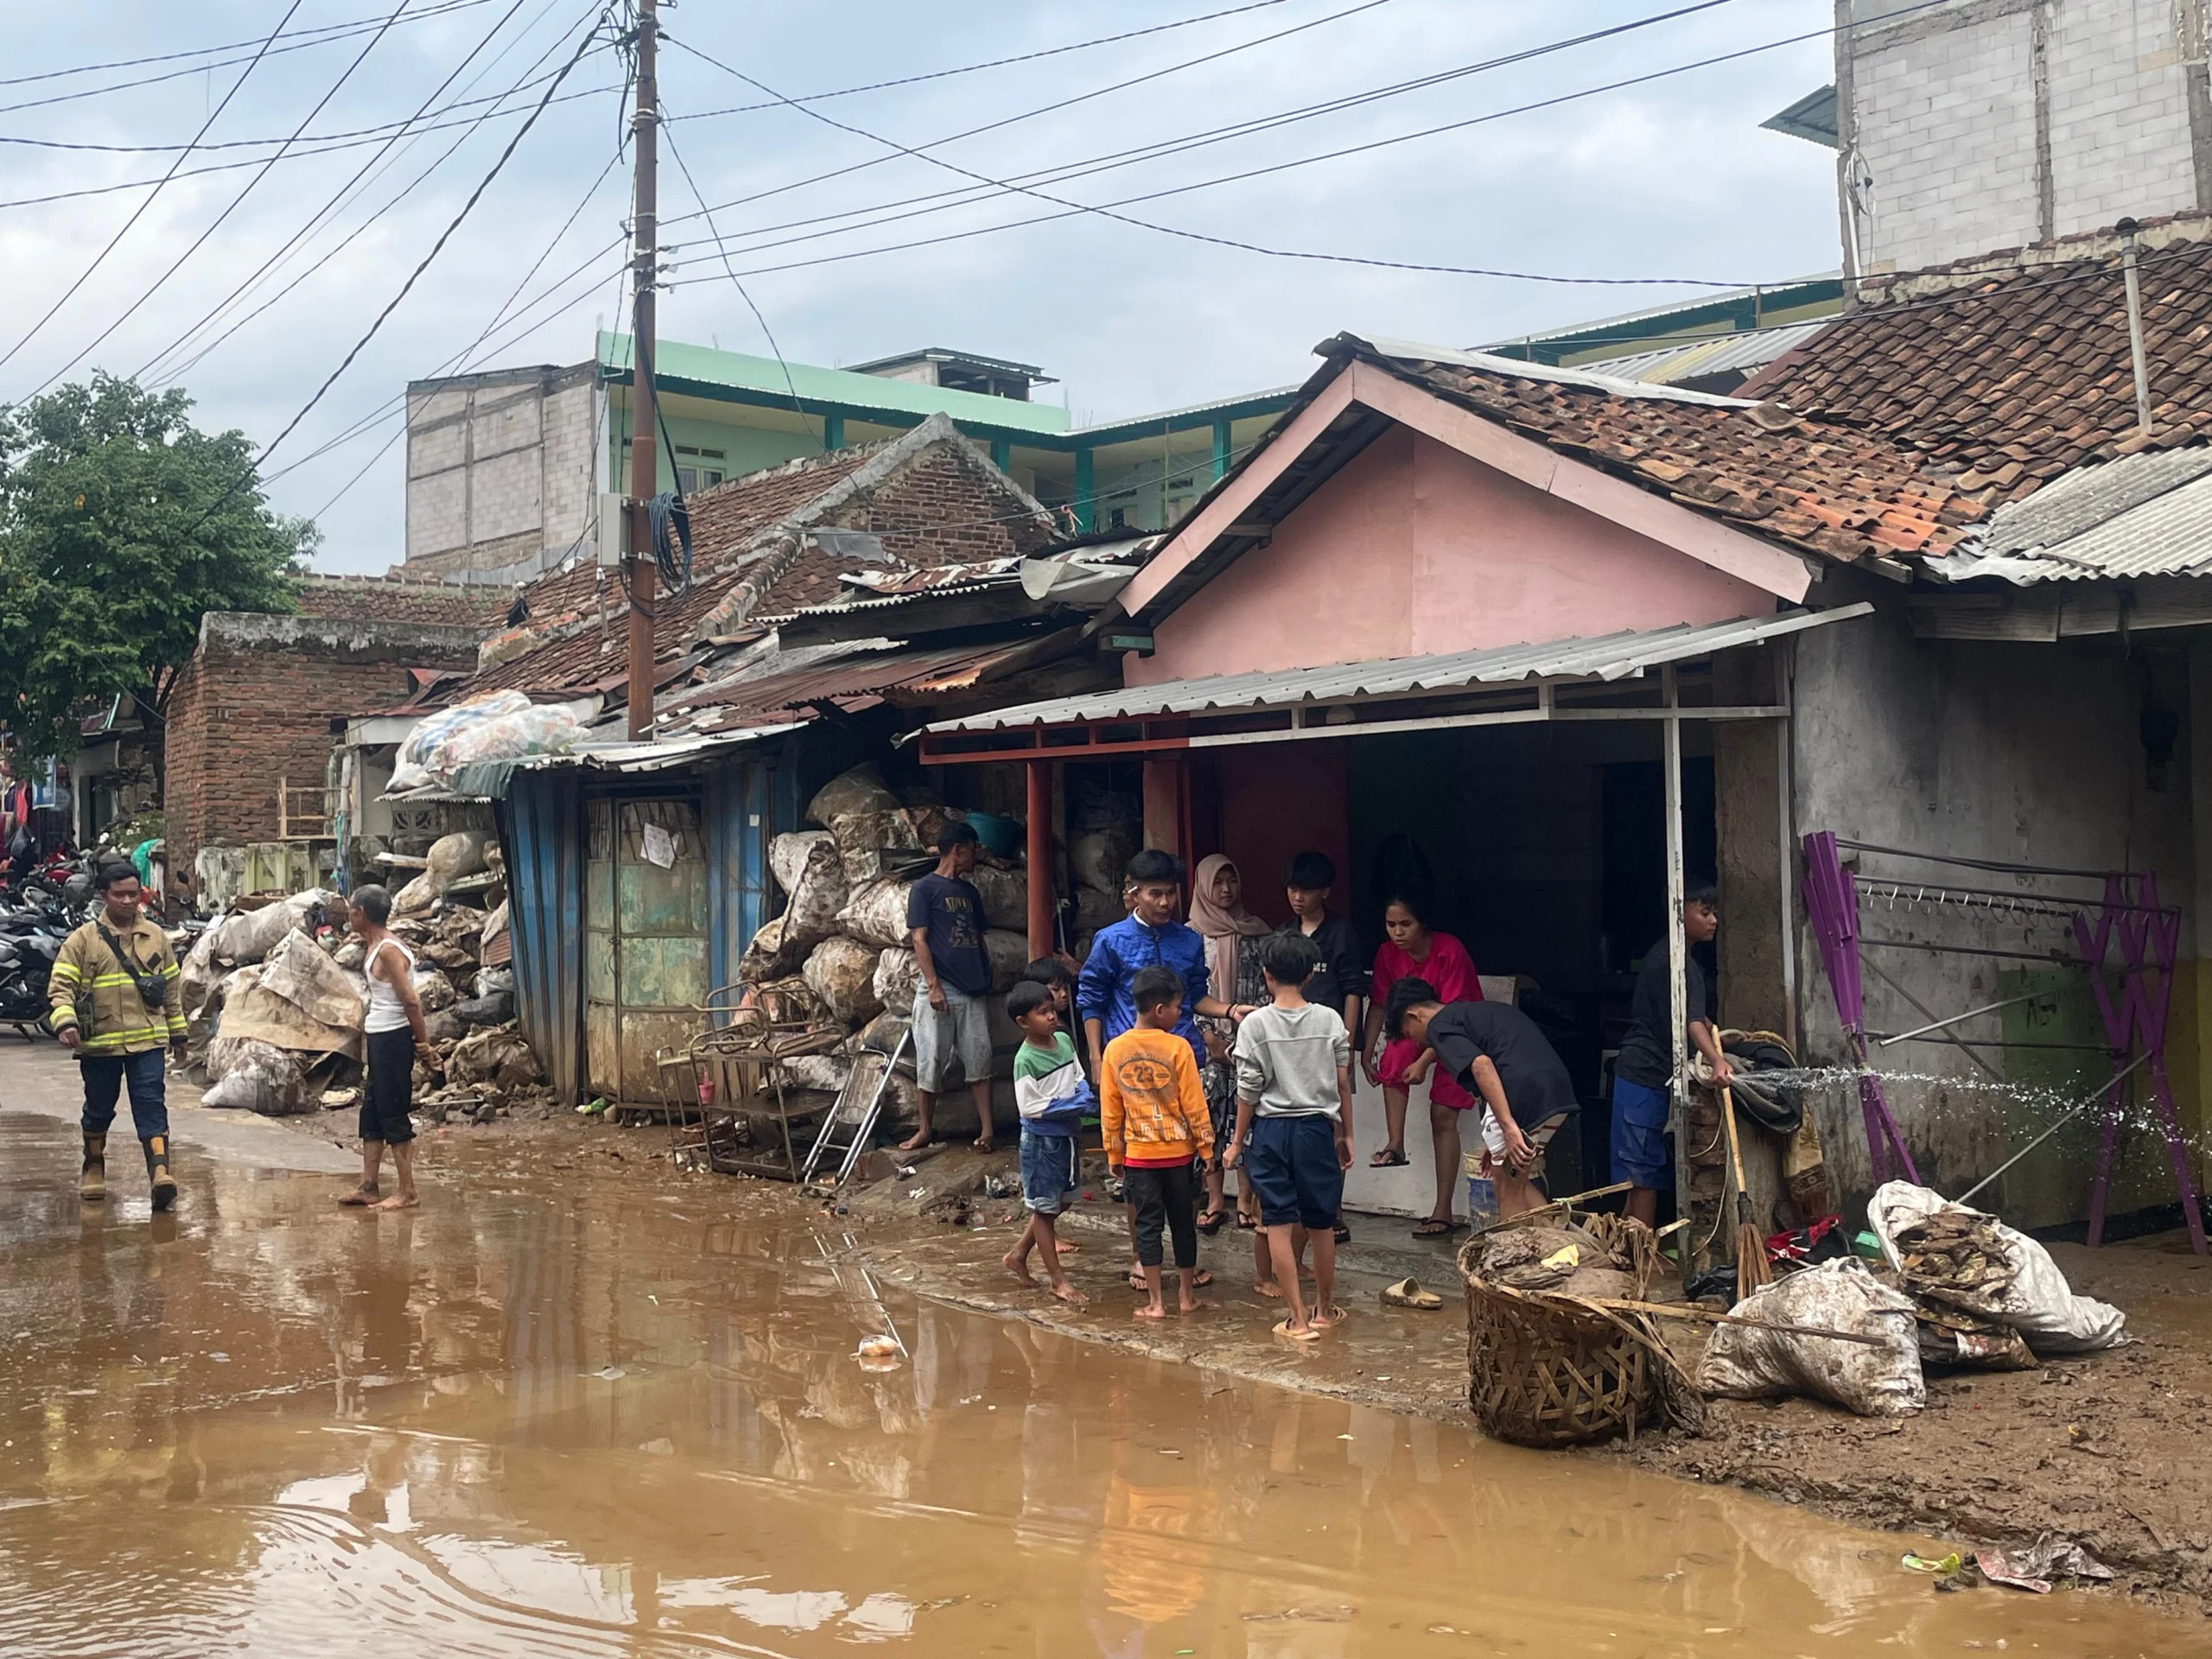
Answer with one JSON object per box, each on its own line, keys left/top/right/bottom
{"left": 1974, "top": 1534, "right": 2115, "bottom": 1594}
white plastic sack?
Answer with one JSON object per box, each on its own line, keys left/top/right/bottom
{"left": 410, "top": 968, "right": 458, "bottom": 1013}
{"left": 830, "top": 810, "right": 925, "bottom": 886}
{"left": 391, "top": 873, "right": 437, "bottom": 916}
{"left": 969, "top": 864, "right": 1027, "bottom": 931}
{"left": 391, "top": 691, "right": 530, "bottom": 791}
{"left": 780, "top": 836, "right": 849, "bottom": 954}
{"left": 201, "top": 1035, "right": 309, "bottom": 1115}
{"left": 740, "top": 915, "right": 795, "bottom": 983}
{"left": 1696, "top": 1259, "right": 1924, "bottom": 1416}
{"left": 208, "top": 889, "right": 333, "bottom": 965}
{"left": 804, "top": 936, "right": 883, "bottom": 1026}
{"left": 423, "top": 830, "right": 488, "bottom": 894}
{"left": 259, "top": 931, "right": 365, "bottom": 1032}
{"left": 807, "top": 764, "right": 899, "bottom": 827}
{"left": 1869, "top": 1181, "right": 2128, "bottom": 1355}
{"left": 771, "top": 830, "right": 836, "bottom": 895}
{"left": 839, "top": 877, "right": 915, "bottom": 950}
{"left": 984, "top": 928, "right": 1028, "bottom": 992}
{"left": 1069, "top": 828, "right": 1130, "bottom": 896}
{"left": 874, "top": 946, "right": 919, "bottom": 1017}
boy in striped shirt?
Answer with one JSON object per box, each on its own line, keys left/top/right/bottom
{"left": 1002, "top": 980, "right": 1091, "bottom": 1305}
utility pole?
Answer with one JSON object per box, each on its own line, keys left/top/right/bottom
{"left": 625, "top": 0, "right": 659, "bottom": 741}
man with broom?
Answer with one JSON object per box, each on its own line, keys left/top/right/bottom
{"left": 1611, "top": 884, "right": 1733, "bottom": 1229}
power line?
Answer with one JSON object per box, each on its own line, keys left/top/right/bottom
{"left": 658, "top": 105, "right": 812, "bottom": 449}
{"left": 0, "top": 0, "right": 497, "bottom": 111}
{"left": 23, "top": 0, "right": 426, "bottom": 404}
{"left": 669, "top": 0, "right": 1400, "bottom": 227}
{"left": 134, "top": 0, "right": 575, "bottom": 385}
{"left": 658, "top": 0, "right": 1748, "bottom": 280}
{"left": 0, "top": 1, "right": 306, "bottom": 382}
{"left": 0, "top": 79, "right": 620, "bottom": 211}
{"left": 671, "top": 0, "right": 1298, "bottom": 121}
{"left": 258, "top": 10, "right": 613, "bottom": 467}
{"left": 659, "top": 2, "right": 1942, "bottom": 292}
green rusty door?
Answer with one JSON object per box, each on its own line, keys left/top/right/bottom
{"left": 584, "top": 795, "right": 709, "bottom": 1103}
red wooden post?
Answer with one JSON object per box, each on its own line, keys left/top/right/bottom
{"left": 1026, "top": 758, "right": 1052, "bottom": 959}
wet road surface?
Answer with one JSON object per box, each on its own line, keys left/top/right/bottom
{"left": 1, "top": 1075, "right": 2203, "bottom": 1656}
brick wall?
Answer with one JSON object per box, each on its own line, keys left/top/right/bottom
{"left": 839, "top": 441, "right": 1057, "bottom": 564}
{"left": 1851, "top": 0, "right": 2202, "bottom": 274}
{"left": 163, "top": 616, "right": 483, "bottom": 881}
{"left": 295, "top": 573, "right": 509, "bottom": 627}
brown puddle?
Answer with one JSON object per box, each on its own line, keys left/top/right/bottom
{"left": 0, "top": 1113, "right": 2200, "bottom": 1659}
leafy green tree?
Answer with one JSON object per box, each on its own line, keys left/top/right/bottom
{"left": 0, "top": 373, "right": 313, "bottom": 791}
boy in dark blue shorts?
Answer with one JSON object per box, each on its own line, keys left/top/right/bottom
{"left": 1225, "top": 933, "right": 1353, "bottom": 1340}
{"left": 1004, "top": 982, "right": 1091, "bottom": 1305}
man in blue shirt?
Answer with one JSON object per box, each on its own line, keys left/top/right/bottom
{"left": 1078, "top": 849, "right": 1250, "bottom": 1076}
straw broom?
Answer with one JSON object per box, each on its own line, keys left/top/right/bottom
{"left": 1720, "top": 1084, "right": 1771, "bottom": 1303}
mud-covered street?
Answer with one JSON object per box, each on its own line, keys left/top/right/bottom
{"left": 0, "top": 1045, "right": 2204, "bottom": 1657}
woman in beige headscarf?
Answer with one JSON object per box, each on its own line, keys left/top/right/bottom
{"left": 1188, "top": 853, "right": 1271, "bottom": 1232}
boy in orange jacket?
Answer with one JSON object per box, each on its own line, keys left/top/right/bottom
{"left": 1100, "top": 965, "right": 1215, "bottom": 1319}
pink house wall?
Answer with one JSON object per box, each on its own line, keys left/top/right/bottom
{"left": 1128, "top": 425, "right": 1782, "bottom": 686}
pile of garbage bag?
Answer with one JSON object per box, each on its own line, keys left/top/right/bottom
{"left": 1694, "top": 1181, "right": 2128, "bottom": 1417}
{"left": 389, "top": 690, "right": 580, "bottom": 791}
{"left": 180, "top": 839, "right": 541, "bottom": 1120}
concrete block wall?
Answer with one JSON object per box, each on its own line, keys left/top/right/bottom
{"left": 404, "top": 365, "right": 596, "bottom": 573}
{"left": 1849, "top": 0, "right": 2204, "bottom": 273}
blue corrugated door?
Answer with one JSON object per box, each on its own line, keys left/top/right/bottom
{"left": 505, "top": 767, "right": 585, "bottom": 1102}
{"left": 703, "top": 747, "right": 801, "bottom": 1013}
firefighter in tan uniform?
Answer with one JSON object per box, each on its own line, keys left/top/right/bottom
{"left": 48, "top": 863, "right": 185, "bottom": 1209}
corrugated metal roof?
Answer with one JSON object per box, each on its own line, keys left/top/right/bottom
{"left": 924, "top": 606, "right": 1871, "bottom": 733}
{"left": 1349, "top": 335, "right": 1756, "bottom": 408}
{"left": 1943, "top": 448, "right": 2212, "bottom": 582}
{"left": 1582, "top": 321, "right": 1831, "bottom": 388}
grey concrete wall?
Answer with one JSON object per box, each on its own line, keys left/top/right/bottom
{"left": 1845, "top": 0, "right": 2204, "bottom": 274}
{"left": 404, "top": 364, "right": 599, "bottom": 573}
{"left": 1789, "top": 603, "right": 2197, "bottom": 1229}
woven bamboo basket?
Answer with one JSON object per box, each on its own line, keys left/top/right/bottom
{"left": 1457, "top": 1212, "right": 1666, "bottom": 1449}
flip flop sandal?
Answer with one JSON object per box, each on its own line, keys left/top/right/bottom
{"left": 1128, "top": 1268, "right": 1149, "bottom": 1292}
{"left": 1379, "top": 1276, "right": 1445, "bottom": 1311}
{"left": 1411, "top": 1217, "right": 1465, "bottom": 1239}
{"left": 1271, "top": 1319, "right": 1321, "bottom": 1343}
{"left": 1369, "top": 1148, "right": 1409, "bottom": 1168}
{"left": 1235, "top": 1212, "right": 1258, "bottom": 1230}
{"left": 1333, "top": 1222, "right": 1352, "bottom": 1244}
{"left": 1196, "top": 1208, "right": 1229, "bottom": 1236}
{"left": 336, "top": 1187, "right": 380, "bottom": 1207}
{"left": 1192, "top": 1268, "right": 1215, "bottom": 1288}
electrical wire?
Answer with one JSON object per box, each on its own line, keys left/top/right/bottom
{"left": 657, "top": 4, "right": 1749, "bottom": 267}
{"left": 22, "top": 0, "right": 426, "bottom": 404}
{"left": 135, "top": 0, "right": 582, "bottom": 385}
{"left": 671, "top": 0, "right": 1298, "bottom": 121}
{"left": 257, "top": 10, "right": 613, "bottom": 467}
{"left": 0, "top": 0, "right": 498, "bottom": 112}
{"left": 658, "top": 105, "right": 814, "bottom": 451}
{"left": 0, "top": 1, "right": 305, "bottom": 380}
{"left": 659, "top": 0, "right": 1756, "bottom": 288}
{"left": 668, "top": 0, "right": 1400, "bottom": 226}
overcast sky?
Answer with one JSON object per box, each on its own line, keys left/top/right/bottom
{"left": 0, "top": 0, "right": 1840, "bottom": 573}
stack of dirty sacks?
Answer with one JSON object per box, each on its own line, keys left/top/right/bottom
{"left": 734, "top": 763, "right": 1034, "bottom": 1133}
{"left": 179, "top": 830, "right": 542, "bottom": 1122}
{"left": 1695, "top": 1180, "right": 2129, "bottom": 1418}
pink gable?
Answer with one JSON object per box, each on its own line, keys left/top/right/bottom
{"left": 1128, "top": 423, "right": 1784, "bottom": 688}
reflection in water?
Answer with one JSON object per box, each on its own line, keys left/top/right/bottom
{"left": 0, "top": 1111, "right": 2192, "bottom": 1658}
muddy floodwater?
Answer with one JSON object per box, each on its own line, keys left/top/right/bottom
{"left": 0, "top": 1111, "right": 2199, "bottom": 1658}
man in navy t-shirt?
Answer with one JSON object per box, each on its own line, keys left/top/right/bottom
{"left": 903, "top": 821, "right": 998, "bottom": 1152}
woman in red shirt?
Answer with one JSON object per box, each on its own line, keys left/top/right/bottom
{"left": 1361, "top": 893, "right": 1483, "bottom": 1230}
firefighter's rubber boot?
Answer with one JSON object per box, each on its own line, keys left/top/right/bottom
{"left": 143, "top": 1135, "right": 177, "bottom": 1212}
{"left": 79, "top": 1132, "right": 106, "bottom": 1202}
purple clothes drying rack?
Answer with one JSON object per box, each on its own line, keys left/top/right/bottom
{"left": 1801, "top": 830, "right": 2205, "bottom": 1255}
{"left": 1801, "top": 831, "right": 1920, "bottom": 1187}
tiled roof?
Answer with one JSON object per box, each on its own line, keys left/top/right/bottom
{"left": 469, "top": 416, "right": 1053, "bottom": 696}
{"left": 1345, "top": 339, "right": 1989, "bottom": 563}
{"left": 472, "top": 446, "right": 888, "bottom": 694}
{"left": 1740, "top": 229, "right": 2212, "bottom": 504}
